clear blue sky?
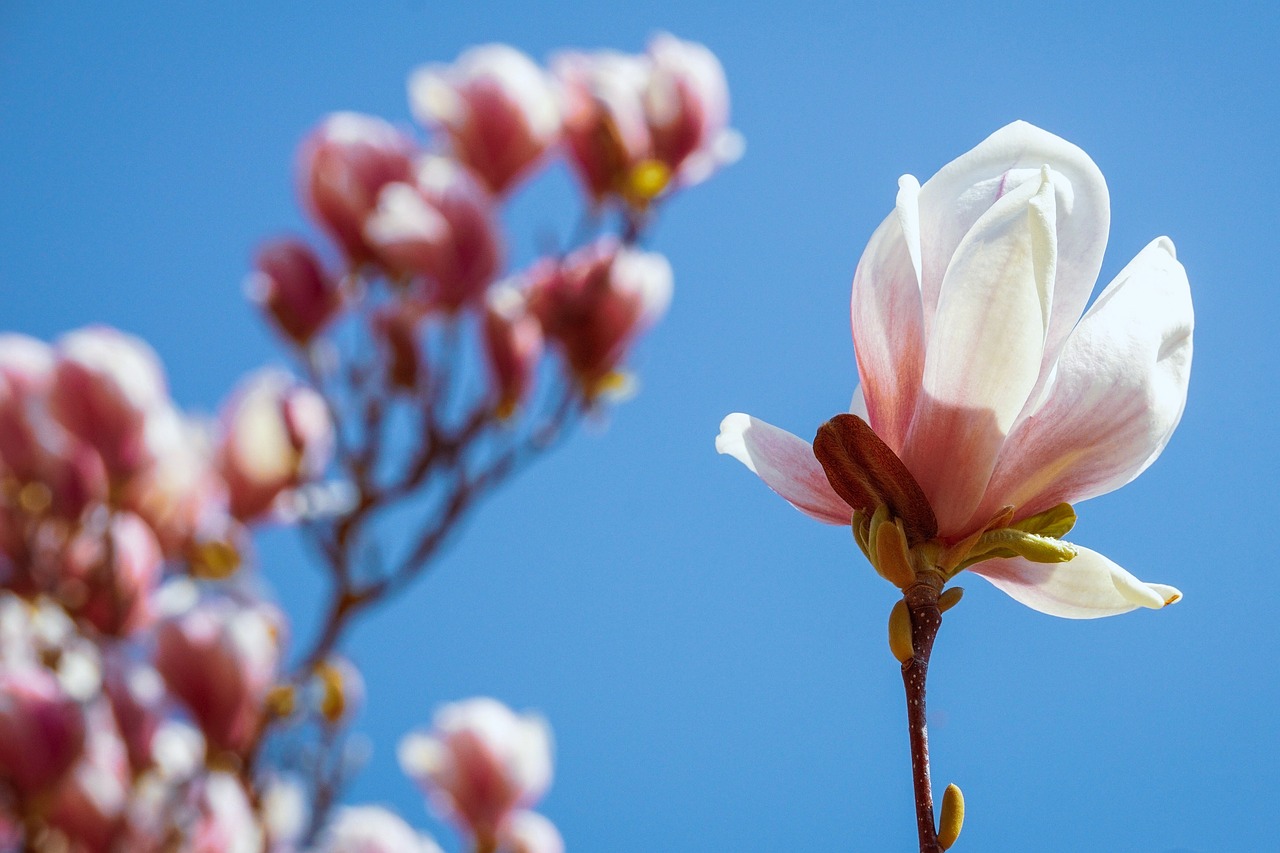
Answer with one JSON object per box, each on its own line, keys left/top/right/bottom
{"left": 2, "top": 2, "right": 1276, "bottom": 850}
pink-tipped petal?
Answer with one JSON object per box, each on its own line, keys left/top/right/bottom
{"left": 969, "top": 545, "right": 1181, "bottom": 619}
{"left": 976, "top": 237, "right": 1193, "bottom": 522}
{"left": 716, "top": 414, "right": 851, "bottom": 525}
{"left": 851, "top": 175, "right": 926, "bottom": 452}
{"left": 900, "top": 170, "right": 1058, "bottom": 533}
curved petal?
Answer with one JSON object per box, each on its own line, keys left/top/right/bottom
{"left": 900, "top": 170, "right": 1057, "bottom": 535}
{"left": 716, "top": 413, "right": 851, "bottom": 525}
{"left": 916, "top": 121, "right": 1110, "bottom": 379}
{"left": 969, "top": 545, "right": 1182, "bottom": 619}
{"left": 848, "top": 384, "right": 869, "bottom": 421}
{"left": 851, "top": 175, "right": 926, "bottom": 453}
{"left": 974, "top": 237, "right": 1193, "bottom": 523}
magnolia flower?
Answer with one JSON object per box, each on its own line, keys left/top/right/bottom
{"left": 718, "top": 121, "right": 1193, "bottom": 619}
{"left": 409, "top": 44, "right": 560, "bottom": 195}
{"left": 483, "top": 283, "right": 545, "bottom": 419}
{"left": 298, "top": 113, "right": 417, "bottom": 263}
{"left": 497, "top": 811, "right": 564, "bottom": 853}
{"left": 398, "top": 697, "right": 553, "bottom": 845}
{"left": 249, "top": 238, "right": 345, "bottom": 345}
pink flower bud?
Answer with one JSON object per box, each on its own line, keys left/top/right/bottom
{"left": 123, "top": 411, "right": 230, "bottom": 559}
{"left": 409, "top": 44, "right": 560, "bottom": 195}
{"left": 298, "top": 113, "right": 417, "bottom": 263}
{"left": 483, "top": 284, "right": 544, "bottom": 418}
{"left": 187, "top": 771, "right": 264, "bottom": 853}
{"left": 153, "top": 583, "right": 284, "bottom": 756}
{"left": 57, "top": 511, "right": 163, "bottom": 637}
{"left": 497, "top": 811, "right": 563, "bottom": 853}
{"left": 0, "top": 334, "right": 56, "bottom": 479}
{"left": 398, "top": 697, "right": 552, "bottom": 845}
{"left": 364, "top": 157, "right": 504, "bottom": 311}
{"left": 528, "top": 239, "right": 672, "bottom": 394}
{"left": 101, "top": 655, "right": 166, "bottom": 773}
{"left": 249, "top": 238, "right": 344, "bottom": 345}
{"left": 553, "top": 51, "right": 652, "bottom": 203}
{"left": 46, "top": 699, "right": 130, "bottom": 851}
{"left": 218, "top": 370, "right": 333, "bottom": 522}
{"left": 0, "top": 664, "right": 87, "bottom": 797}
{"left": 319, "top": 805, "right": 443, "bottom": 853}
{"left": 642, "top": 34, "right": 742, "bottom": 188}
{"left": 48, "top": 327, "right": 170, "bottom": 481}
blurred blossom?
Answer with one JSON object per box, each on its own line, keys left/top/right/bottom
{"left": 483, "top": 283, "right": 544, "bottom": 419}
{"left": 260, "top": 774, "right": 308, "bottom": 851}
{"left": 497, "top": 811, "right": 563, "bottom": 853}
{"left": 101, "top": 655, "right": 166, "bottom": 773}
{"left": 218, "top": 370, "right": 333, "bottom": 521}
{"left": 318, "top": 805, "right": 443, "bottom": 853}
{"left": 0, "top": 662, "right": 86, "bottom": 798}
{"left": 250, "top": 238, "right": 345, "bottom": 346}
{"left": 409, "top": 44, "right": 560, "bottom": 195}
{"left": 556, "top": 33, "right": 740, "bottom": 206}
{"left": 153, "top": 581, "right": 284, "bottom": 755}
{"left": 188, "top": 771, "right": 265, "bottom": 853}
{"left": 398, "top": 697, "right": 552, "bottom": 845}
{"left": 364, "top": 156, "right": 503, "bottom": 311}
{"left": 56, "top": 511, "right": 163, "bottom": 636}
{"left": 46, "top": 699, "right": 130, "bottom": 851}
{"left": 298, "top": 112, "right": 417, "bottom": 264}
{"left": 718, "top": 121, "right": 1192, "bottom": 618}
{"left": 529, "top": 239, "right": 672, "bottom": 397}
{"left": 49, "top": 326, "right": 170, "bottom": 481}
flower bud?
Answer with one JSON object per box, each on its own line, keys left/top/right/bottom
{"left": 218, "top": 370, "right": 333, "bottom": 522}
{"left": 409, "top": 44, "right": 560, "bottom": 195}
{"left": 319, "top": 805, "right": 443, "bottom": 853}
{"left": 298, "top": 112, "right": 417, "bottom": 263}
{"left": 0, "top": 664, "right": 87, "bottom": 797}
{"left": 312, "top": 655, "right": 364, "bottom": 725}
{"left": 364, "top": 157, "right": 503, "bottom": 311}
{"left": 642, "top": 34, "right": 742, "bottom": 188}
{"left": 938, "top": 782, "right": 965, "bottom": 850}
{"left": 48, "top": 327, "right": 170, "bottom": 481}
{"left": 0, "top": 334, "right": 56, "bottom": 481}
{"left": 497, "top": 811, "right": 563, "bottom": 853}
{"left": 153, "top": 583, "right": 284, "bottom": 756}
{"left": 528, "top": 239, "right": 672, "bottom": 396}
{"left": 57, "top": 511, "right": 163, "bottom": 637}
{"left": 398, "top": 697, "right": 553, "bottom": 844}
{"left": 101, "top": 655, "right": 166, "bottom": 773}
{"left": 249, "top": 238, "right": 344, "bottom": 345}
{"left": 483, "top": 284, "right": 544, "bottom": 418}
{"left": 553, "top": 50, "right": 652, "bottom": 203}
{"left": 46, "top": 699, "right": 130, "bottom": 851}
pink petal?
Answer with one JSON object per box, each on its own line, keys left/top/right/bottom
{"left": 973, "top": 237, "right": 1192, "bottom": 523}
{"left": 716, "top": 414, "right": 852, "bottom": 525}
{"left": 851, "top": 175, "right": 926, "bottom": 453}
{"left": 900, "top": 170, "right": 1058, "bottom": 534}
{"left": 969, "top": 546, "right": 1181, "bottom": 619}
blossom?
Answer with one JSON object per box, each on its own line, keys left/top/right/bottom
{"left": 718, "top": 121, "right": 1192, "bottom": 618}
{"left": 408, "top": 44, "right": 560, "bottom": 195}
{"left": 398, "top": 697, "right": 552, "bottom": 845}
{"left": 249, "top": 238, "right": 345, "bottom": 345}
{"left": 318, "top": 805, "right": 443, "bottom": 853}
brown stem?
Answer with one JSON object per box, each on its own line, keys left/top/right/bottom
{"left": 901, "top": 580, "right": 943, "bottom": 853}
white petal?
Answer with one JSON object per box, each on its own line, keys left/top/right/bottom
{"left": 916, "top": 121, "right": 1110, "bottom": 373}
{"left": 969, "top": 545, "right": 1182, "bottom": 619}
{"left": 974, "top": 237, "right": 1193, "bottom": 522}
{"left": 899, "top": 170, "right": 1057, "bottom": 534}
{"left": 716, "top": 413, "right": 851, "bottom": 525}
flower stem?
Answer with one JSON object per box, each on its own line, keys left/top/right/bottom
{"left": 901, "top": 580, "right": 943, "bottom": 853}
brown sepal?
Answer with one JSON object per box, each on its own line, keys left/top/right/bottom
{"left": 813, "top": 413, "right": 938, "bottom": 545}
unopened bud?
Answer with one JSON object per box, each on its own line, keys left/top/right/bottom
{"left": 1013, "top": 502, "right": 1077, "bottom": 539}
{"left": 872, "top": 516, "right": 915, "bottom": 589}
{"left": 888, "top": 600, "right": 914, "bottom": 664}
{"left": 938, "top": 782, "right": 964, "bottom": 850}
{"left": 313, "top": 657, "right": 363, "bottom": 725}
{"left": 937, "top": 587, "right": 964, "bottom": 614}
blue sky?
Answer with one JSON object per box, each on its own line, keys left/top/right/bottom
{"left": 2, "top": 2, "right": 1277, "bottom": 850}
